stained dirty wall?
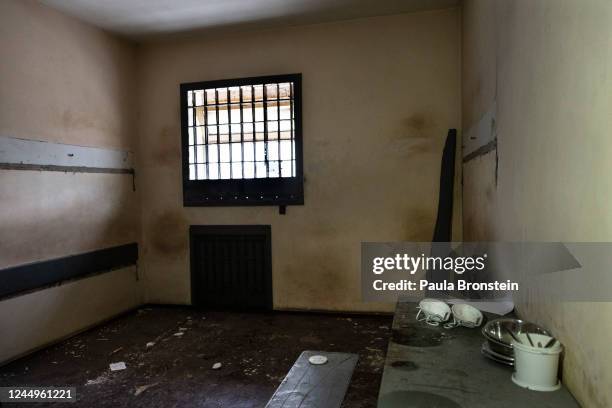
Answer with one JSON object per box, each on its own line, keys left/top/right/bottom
{"left": 0, "top": 0, "right": 141, "bottom": 363}
{"left": 136, "top": 9, "right": 462, "bottom": 312}
{"left": 462, "top": 0, "right": 612, "bottom": 406}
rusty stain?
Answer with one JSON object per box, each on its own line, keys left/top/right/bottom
{"left": 404, "top": 113, "right": 433, "bottom": 132}
{"left": 150, "top": 211, "right": 189, "bottom": 255}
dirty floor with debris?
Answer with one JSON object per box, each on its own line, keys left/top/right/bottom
{"left": 0, "top": 307, "right": 392, "bottom": 407}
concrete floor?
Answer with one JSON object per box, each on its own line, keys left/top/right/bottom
{"left": 0, "top": 307, "right": 392, "bottom": 407}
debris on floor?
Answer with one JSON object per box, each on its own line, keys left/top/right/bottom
{"left": 134, "top": 382, "right": 158, "bottom": 396}
{"left": 85, "top": 374, "right": 110, "bottom": 386}
{"left": 212, "top": 362, "right": 222, "bottom": 370}
{"left": 0, "top": 308, "right": 391, "bottom": 408}
{"left": 109, "top": 362, "right": 126, "bottom": 371}
{"left": 110, "top": 347, "right": 123, "bottom": 355}
{"left": 145, "top": 342, "right": 155, "bottom": 349}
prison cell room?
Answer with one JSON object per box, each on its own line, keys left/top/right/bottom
{"left": 1, "top": 0, "right": 611, "bottom": 407}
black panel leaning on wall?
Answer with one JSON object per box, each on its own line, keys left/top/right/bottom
{"left": 0, "top": 243, "right": 138, "bottom": 301}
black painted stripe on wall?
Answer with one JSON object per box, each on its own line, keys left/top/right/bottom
{"left": 0, "top": 243, "right": 138, "bottom": 300}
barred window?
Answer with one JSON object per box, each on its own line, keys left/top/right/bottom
{"left": 181, "top": 74, "right": 303, "bottom": 207}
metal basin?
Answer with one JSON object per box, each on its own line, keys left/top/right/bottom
{"left": 481, "top": 318, "right": 550, "bottom": 358}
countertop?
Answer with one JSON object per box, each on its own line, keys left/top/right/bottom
{"left": 377, "top": 300, "right": 579, "bottom": 407}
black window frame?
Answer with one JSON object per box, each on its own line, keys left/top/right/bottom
{"left": 180, "top": 73, "right": 304, "bottom": 207}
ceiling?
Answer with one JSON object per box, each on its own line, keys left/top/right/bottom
{"left": 41, "top": 0, "right": 459, "bottom": 40}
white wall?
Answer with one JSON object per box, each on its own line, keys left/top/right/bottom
{"left": 0, "top": 0, "right": 142, "bottom": 363}
{"left": 462, "top": 1, "right": 612, "bottom": 406}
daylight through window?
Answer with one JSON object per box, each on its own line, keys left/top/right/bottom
{"left": 186, "top": 82, "right": 296, "bottom": 180}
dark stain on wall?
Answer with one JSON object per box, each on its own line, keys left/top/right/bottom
{"left": 312, "top": 265, "right": 351, "bottom": 303}
{"left": 389, "top": 113, "right": 439, "bottom": 155}
{"left": 404, "top": 113, "right": 434, "bottom": 133}
{"left": 153, "top": 126, "right": 181, "bottom": 166}
{"left": 284, "top": 246, "right": 352, "bottom": 306}
{"left": 150, "top": 211, "right": 189, "bottom": 255}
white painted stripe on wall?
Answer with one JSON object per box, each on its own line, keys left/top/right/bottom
{"left": 0, "top": 136, "right": 133, "bottom": 169}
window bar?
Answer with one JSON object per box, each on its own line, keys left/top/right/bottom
{"left": 239, "top": 87, "right": 245, "bottom": 179}
{"left": 204, "top": 89, "right": 209, "bottom": 180}
{"left": 277, "top": 83, "right": 281, "bottom": 178}
{"left": 290, "top": 82, "right": 294, "bottom": 177}
{"left": 227, "top": 88, "right": 232, "bottom": 179}
{"left": 251, "top": 85, "right": 256, "bottom": 179}
{"left": 215, "top": 89, "right": 221, "bottom": 180}
{"left": 192, "top": 91, "right": 198, "bottom": 180}
{"left": 263, "top": 84, "right": 269, "bottom": 178}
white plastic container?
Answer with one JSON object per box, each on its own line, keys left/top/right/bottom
{"left": 511, "top": 333, "right": 562, "bottom": 391}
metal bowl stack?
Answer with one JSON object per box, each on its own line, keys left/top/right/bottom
{"left": 481, "top": 318, "right": 551, "bottom": 366}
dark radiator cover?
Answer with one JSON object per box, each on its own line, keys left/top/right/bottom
{"left": 190, "top": 225, "right": 272, "bottom": 310}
